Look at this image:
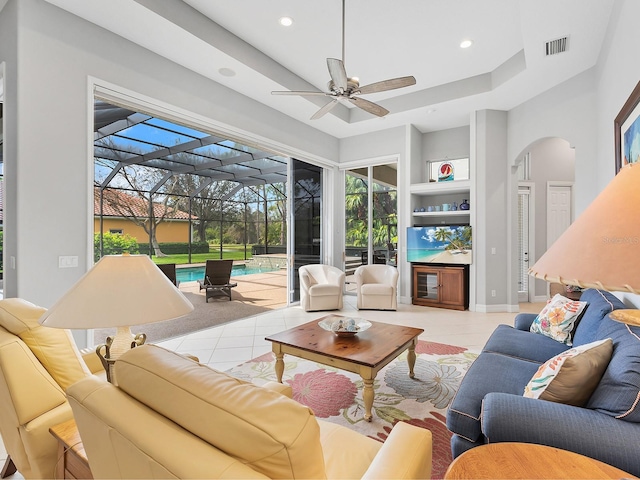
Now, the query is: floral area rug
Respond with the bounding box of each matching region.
[226,341,478,479]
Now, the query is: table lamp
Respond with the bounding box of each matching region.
[529,163,640,293]
[39,253,194,382]
[529,163,640,324]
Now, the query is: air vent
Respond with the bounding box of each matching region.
[545,36,569,56]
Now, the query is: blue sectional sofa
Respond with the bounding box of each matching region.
[446,289,640,476]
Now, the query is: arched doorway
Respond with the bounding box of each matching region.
[514,137,575,302]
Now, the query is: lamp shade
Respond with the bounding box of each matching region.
[39,254,194,329]
[529,164,640,294]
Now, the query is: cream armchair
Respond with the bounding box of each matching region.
[355,264,399,310]
[68,344,432,479]
[299,264,345,312]
[0,298,103,479]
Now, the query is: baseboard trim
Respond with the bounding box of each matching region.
[475,303,520,313]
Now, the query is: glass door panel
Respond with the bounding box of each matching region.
[372,164,397,266]
[343,163,397,294]
[344,169,368,293]
[290,159,322,303]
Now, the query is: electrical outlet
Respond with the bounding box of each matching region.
[59,256,79,268]
[491,290,496,297]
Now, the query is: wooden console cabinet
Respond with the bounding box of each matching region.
[412,264,468,310]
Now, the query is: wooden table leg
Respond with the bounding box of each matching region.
[1,457,17,479]
[407,339,418,379]
[362,378,374,422]
[360,366,375,422]
[273,345,285,383]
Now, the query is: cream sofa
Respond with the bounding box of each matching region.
[68,344,433,479]
[0,298,103,479]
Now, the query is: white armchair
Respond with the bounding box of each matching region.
[299,264,345,312]
[355,264,399,310]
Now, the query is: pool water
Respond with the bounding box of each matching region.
[176,265,279,283]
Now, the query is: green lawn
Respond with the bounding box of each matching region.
[152,245,252,265]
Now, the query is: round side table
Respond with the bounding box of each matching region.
[444,443,635,479]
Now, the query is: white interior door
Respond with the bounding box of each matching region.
[547,183,573,248]
[546,182,573,297]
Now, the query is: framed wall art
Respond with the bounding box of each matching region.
[614,80,640,173]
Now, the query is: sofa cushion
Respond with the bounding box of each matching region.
[523,338,613,406]
[0,298,90,390]
[446,352,540,442]
[572,289,626,346]
[115,345,326,479]
[482,324,569,363]
[530,294,587,346]
[586,316,640,422]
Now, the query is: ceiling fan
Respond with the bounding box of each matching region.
[271,0,416,120]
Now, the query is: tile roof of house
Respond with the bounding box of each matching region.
[94,187,195,220]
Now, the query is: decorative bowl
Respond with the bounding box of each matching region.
[318,317,372,337]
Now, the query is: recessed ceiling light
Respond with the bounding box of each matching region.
[460,40,473,49]
[279,16,293,27]
[218,67,236,77]
[426,108,437,114]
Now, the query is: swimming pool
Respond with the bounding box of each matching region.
[176,264,279,283]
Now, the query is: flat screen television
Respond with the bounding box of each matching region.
[407,225,472,264]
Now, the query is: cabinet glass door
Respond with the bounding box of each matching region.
[416,270,439,300]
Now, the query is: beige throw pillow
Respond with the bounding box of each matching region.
[524,338,613,406]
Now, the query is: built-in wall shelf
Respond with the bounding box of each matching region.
[410,180,471,196]
[413,210,470,217]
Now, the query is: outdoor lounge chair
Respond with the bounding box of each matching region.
[158,263,180,287]
[198,259,238,302]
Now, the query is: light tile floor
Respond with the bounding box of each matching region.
[0,297,544,478]
[156,295,543,371]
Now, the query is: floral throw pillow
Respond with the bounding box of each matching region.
[529,294,588,345]
[524,338,613,406]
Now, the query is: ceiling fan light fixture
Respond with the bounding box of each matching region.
[271,0,416,120]
[460,39,473,49]
[279,16,293,27]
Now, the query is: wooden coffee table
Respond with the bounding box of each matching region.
[444,443,635,479]
[265,315,424,422]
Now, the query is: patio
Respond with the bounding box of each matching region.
[94,269,288,344]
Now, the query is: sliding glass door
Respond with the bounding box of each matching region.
[289,159,322,302]
[343,163,397,293]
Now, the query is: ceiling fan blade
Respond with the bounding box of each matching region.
[271,90,329,97]
[310,99,340,120]
[348,97,389,117]
[327,58,348,91]
[357,76,417,95]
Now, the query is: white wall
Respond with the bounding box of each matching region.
[0,1,17,299]
[420,126,470,182]
[594,0,640,306]
[474,110,511,311]
[507,70,597,215]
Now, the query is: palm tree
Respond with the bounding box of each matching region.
[433,226,472,252]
